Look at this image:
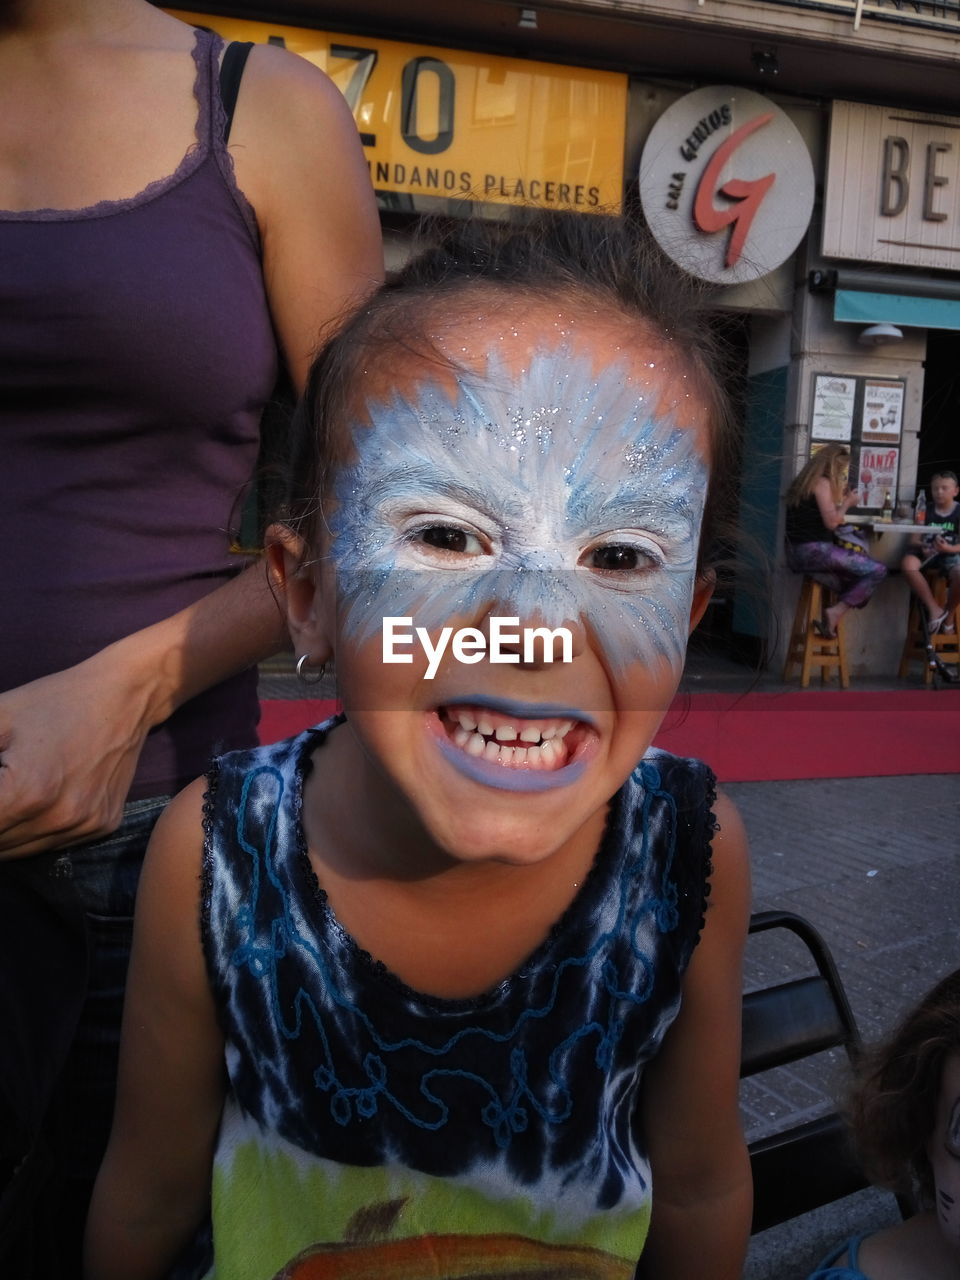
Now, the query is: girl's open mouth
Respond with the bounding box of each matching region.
[430,700,596,792]
[439,704,582,770]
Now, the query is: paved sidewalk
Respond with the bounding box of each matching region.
[730,772,960,1278]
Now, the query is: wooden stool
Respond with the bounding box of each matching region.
[783,577,850,688]
[898,573,959,684]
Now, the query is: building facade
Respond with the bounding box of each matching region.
[173,0,960,674]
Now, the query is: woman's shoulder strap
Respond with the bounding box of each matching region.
[219,42,255,145]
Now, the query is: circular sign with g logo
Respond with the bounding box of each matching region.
[639,85,815,284]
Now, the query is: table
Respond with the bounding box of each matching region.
[841,516,930,567]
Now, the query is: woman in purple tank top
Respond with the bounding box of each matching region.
[0,1,382,1272]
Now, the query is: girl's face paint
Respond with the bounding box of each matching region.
[329,347,708,684]
[930,1050,960,1252]
[312,306,713,868]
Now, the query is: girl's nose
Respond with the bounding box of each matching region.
[477,606,587,669]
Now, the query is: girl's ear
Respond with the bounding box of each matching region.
[264,523,333,663]
[688,570,715,635]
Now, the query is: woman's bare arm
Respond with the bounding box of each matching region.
[228,42,385,388]
[84,780,225,1280]
[813,475,857,531]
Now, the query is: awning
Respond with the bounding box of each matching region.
[834,289,960,331]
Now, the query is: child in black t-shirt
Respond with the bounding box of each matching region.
[902,470,960,634]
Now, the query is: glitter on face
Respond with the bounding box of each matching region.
[328,346,709,676]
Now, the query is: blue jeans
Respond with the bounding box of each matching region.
[0,796,168,1278]
[54,794,170,1181]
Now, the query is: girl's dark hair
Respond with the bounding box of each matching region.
[785,443,851,508]
[280,210,741,572]
[848,967,960,1204]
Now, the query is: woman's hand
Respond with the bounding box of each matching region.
[0,649,157,860]
[0,563,288,860]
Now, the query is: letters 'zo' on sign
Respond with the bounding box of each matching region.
[171,10,627,211]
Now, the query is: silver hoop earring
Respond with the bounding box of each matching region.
[296,654,326,685]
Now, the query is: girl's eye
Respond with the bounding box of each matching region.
[416,525,485,555]
[584,544,657,573]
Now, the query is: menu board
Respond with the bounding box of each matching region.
[810,373,907,509]
[860,380,904,445]
[811,375,856,441]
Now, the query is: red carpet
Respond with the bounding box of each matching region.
[653,690,959,781]
[259,696,957,783]
[259,691,959,783]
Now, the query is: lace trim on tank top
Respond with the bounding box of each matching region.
[292,717,624,1016]
[204,717,715,1019]
[0,26,255,240]
[693,769,717,949]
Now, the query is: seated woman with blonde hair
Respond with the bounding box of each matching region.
[785,444,887,638]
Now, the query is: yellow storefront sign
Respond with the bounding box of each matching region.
[171,11,626,211]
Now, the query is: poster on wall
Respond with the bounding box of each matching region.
[857,445,900,509]
[811,374,856,441]
[860,380,904,444]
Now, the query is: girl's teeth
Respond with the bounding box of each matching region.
[446,708,577,768]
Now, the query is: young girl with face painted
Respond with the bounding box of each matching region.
[808,968,960,1280]
[86,215,753,1280]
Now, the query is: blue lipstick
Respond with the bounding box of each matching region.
[433,732,587,792]
[443,692,596,728]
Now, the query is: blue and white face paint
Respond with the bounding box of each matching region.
[328,346,708,680]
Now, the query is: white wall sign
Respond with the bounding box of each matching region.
[860,380,904,444]
[823,101,960,271]
[638,85,815,285]
[811,374,856,441]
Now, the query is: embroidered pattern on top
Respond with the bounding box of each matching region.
[224,748,683,1149]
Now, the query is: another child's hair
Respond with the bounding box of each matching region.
[785,443,850,508]
[847,967,960,1204]
[931,470,958,485]
[280,211,741,575]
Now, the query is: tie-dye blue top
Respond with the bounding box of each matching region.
[199,718,716,1280]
